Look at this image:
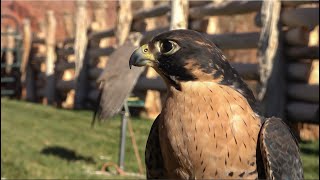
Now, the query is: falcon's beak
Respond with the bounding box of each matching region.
[129,44,156,69]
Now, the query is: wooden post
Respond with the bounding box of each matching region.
[44,10,57,105]
[91,1,108,31]
[74,0,89,109]
[206,25,223,75]
[21,19,32,81]
[37,20,46,39]
[1,25,6,50]
[74,1,88,77]
[5,26,15,74]
[257,0,286,118]
[170,0,189,30]
[308,26,319,85]
[20,19,32,83]
[115,0,132,46]
[91,1,112,69]
[205,0,222,38]
[63,12,75,38]
[86,1,113,108]
[190,19,209,32]
[143,0,156,30]
[21,19,32,100]
[36,20,47,58]
[61,12,76,108]
[34,20,47,102]
[25,57,36,101]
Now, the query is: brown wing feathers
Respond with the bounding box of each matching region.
[259,117,304,180]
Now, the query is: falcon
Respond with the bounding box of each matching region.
[129,30,303,180]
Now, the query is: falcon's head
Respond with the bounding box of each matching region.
[129,30,239,88]
[129,30,246,91]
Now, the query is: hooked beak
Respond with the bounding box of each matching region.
[129,44,156,69]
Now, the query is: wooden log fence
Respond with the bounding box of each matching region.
[24,0,319,130]
[44,10,57,105]
[287,102,319,124]
[31,38,45,44]
[74,0,89,109]
[287,63,312,82]
[286,46,319,60]
[87,47,115,60]
[189,1,262,19]
[21,19,32,85]
[281,7,319,31]
[109,29,314,50]
[287,84,319,103]
[255,6,319,29]
[281,3,319,126]
[133,4,170,21]
[25,18,47,102]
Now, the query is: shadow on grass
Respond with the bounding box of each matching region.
[300,147,319,156]
[40,146,95,164]
[300,140,319,156]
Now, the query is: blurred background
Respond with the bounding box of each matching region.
[1,0,319,179]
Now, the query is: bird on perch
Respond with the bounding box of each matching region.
[129,30,303,180]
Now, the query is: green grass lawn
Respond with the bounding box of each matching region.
[1,98,153,179]
[1,98,319,179]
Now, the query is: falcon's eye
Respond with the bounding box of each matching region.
[159,40,180,55]
[160,40,173,53]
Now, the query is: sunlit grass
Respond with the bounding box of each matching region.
[1,98,319,179]
[1,98,152,179]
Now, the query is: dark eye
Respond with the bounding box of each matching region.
[158,40,180,55]
[160,40,173,54]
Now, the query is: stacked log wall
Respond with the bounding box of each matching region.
[23,0,319,140]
